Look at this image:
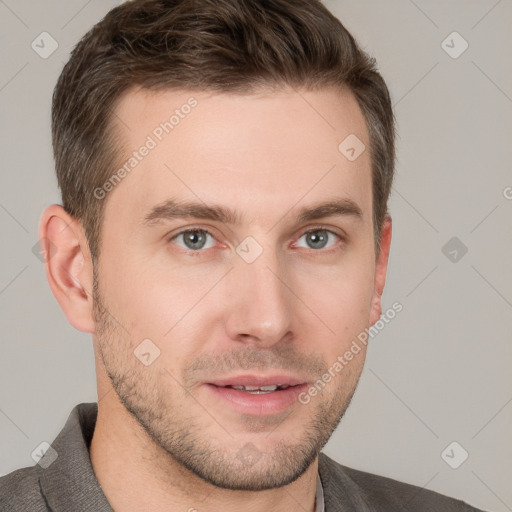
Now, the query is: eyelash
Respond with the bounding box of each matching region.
[167,225,345,254]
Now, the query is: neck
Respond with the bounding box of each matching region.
[90,384,319,512]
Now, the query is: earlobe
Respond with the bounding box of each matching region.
[369,215,392,326]
[38,204,96,333]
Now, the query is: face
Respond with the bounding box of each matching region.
[92,86,387,491]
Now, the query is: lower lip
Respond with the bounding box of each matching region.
[205,384,308,416]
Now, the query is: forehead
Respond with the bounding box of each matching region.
[105,86,372,230]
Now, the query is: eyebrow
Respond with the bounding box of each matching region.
[141,197,363,227]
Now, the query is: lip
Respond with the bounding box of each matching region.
[208,374,307,387]
[204,374,309,416]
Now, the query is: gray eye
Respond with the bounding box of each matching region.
[173,230,215,251]
[296,229,338,250]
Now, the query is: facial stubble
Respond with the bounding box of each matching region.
[92,268,364,491]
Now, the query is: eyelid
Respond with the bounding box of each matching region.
[295,224,345,239]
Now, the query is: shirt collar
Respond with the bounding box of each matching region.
[316,471,326,512]
[38,403,327,512]
[36,403,114,511]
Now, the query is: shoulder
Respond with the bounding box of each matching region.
[318,452,486,512]
[0,467,48,512]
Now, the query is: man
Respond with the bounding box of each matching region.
[0,0,487,510]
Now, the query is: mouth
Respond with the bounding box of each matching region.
[204,374,309,416]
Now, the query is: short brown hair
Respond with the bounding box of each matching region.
[52,0,395,262]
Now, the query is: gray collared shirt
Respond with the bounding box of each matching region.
[0,402,487,512]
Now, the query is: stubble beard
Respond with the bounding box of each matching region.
[92,271,362,491]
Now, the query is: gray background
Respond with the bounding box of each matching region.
[1,1,510,510]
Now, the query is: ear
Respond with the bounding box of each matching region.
[38,204,96,333]
[369,215,392,326]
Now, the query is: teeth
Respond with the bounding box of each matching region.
[230,384,289,393]
[259,385,278,391]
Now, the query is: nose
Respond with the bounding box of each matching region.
[224,248,294,348]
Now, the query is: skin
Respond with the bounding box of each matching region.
[40,86,392,512]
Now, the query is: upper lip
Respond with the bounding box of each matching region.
[207,374,307,387]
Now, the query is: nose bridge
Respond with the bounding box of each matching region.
[225,242,293,346]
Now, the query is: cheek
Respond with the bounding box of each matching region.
[298,255,375,324]
[95,250,168,345]
[308,285,372,348]
[98,252,223,363]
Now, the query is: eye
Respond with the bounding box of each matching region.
[294,228,341,250]
[171,229,216,251]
